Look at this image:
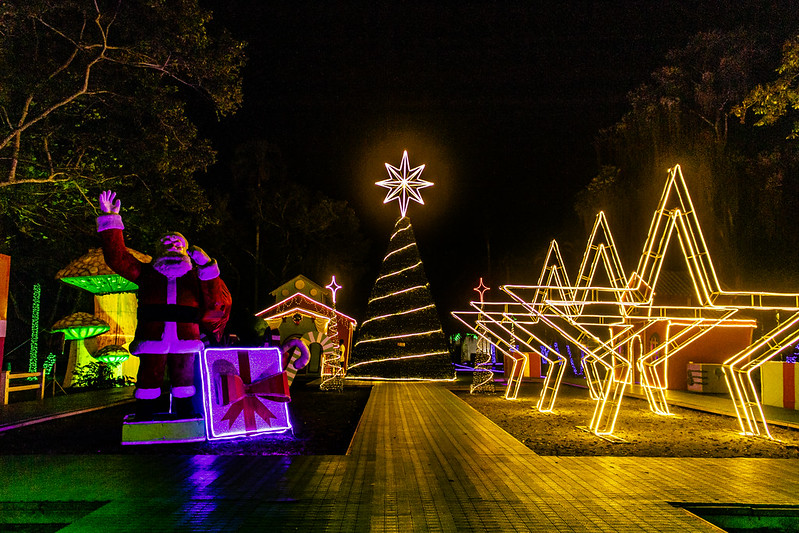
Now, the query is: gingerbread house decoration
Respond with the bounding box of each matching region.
[255,275,357,376]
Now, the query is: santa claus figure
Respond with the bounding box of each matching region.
[96,190,231,420]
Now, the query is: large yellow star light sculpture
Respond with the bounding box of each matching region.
[505,165,799,441]
[627,165,799,439]
[376,150,433,217]
[505,208,744,438]
[503,212,640,437]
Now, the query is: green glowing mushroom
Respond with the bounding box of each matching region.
[52,313,111,387]
[51,312,110,340]
[93,344,130,365]
[55,248,150,295]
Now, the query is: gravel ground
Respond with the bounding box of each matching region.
[454,381,799,458]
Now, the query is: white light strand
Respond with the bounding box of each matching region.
[384,242,417,262]
[348,350,451,369]
[360,304,436,326]
[368,284,427,304]
[353,328,444,347]
[390,222,412,241]
[376,261,423,283]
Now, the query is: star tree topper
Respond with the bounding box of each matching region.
[376,150,433,217]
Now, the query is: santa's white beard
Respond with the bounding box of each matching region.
[153,254,192,279]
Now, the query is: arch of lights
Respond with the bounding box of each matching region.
[458,165,799,440]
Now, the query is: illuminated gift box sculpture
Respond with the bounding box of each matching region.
[201,347,292,440]
[761,361,799,410]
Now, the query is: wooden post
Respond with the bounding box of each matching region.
[1,370,45,405]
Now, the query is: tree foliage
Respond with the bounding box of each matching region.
[0,0,245,252]
[577,29,799,287]
[735,34,799,138]
[207,140,370,323]
[0,0,245,362]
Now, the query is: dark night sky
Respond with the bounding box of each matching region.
[201,1,793,330]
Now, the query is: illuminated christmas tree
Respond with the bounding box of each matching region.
[348,151,453,380]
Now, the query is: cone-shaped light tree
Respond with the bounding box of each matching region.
[347,151,453,380]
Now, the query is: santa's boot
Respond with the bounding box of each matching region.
[171,397,199,419]
[133,387,162,421]
[171,386,198,419]
[134,399,160,421]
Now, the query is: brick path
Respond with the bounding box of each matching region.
[2,382,799,531]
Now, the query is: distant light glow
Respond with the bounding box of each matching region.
[376,150,433,217]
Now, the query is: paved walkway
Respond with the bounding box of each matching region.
[2,382,799,530]
[0,385,134,432]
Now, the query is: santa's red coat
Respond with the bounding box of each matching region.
[98,215,231,354]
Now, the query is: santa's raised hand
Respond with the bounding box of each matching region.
[99,190,121,214]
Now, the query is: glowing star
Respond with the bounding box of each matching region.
[326,276,342,305]
[474,278,489,304]
[376,150,433,217]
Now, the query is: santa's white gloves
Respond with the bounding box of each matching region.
[99,190,121,214]
[97,190,124,232]
[190,246,220,280]
[189,246,211,266]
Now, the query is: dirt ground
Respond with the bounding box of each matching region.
[454,380,799,458]
[0,377,371,456]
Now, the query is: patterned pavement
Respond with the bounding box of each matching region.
[1,382,799,531]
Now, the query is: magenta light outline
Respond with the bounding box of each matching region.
[120,414,207,445]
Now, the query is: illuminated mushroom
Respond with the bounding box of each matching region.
[56,247,150,383]
[52,312,110,387]
[55,247,150,295]
[93,344,130,365]
[51,312,110,340]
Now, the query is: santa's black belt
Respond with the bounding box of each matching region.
[137,304,201,323]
